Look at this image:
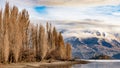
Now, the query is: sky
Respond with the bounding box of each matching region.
[0,0,120,34]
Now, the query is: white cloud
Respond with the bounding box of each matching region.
[33,6,120,26]
[112,12,120,16]
[3,0,120,7]
[0,0,120,34]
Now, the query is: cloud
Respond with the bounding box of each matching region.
[33,5,120,25]
[0,0,120,34]
[3,0,120,7]
[36,0,120,7]
[112,12,120,16]
[5,0,36,7]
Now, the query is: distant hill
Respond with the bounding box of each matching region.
[113,53,120,59]
[64,30,120,59]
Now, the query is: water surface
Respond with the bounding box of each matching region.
[73,62,120,68]
[38,60,120,68]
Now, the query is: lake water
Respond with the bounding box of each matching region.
[72,60,120,68]
[73,62,120,68]
[39,60,120,68]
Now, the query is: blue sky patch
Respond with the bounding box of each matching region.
[91,5,120,16]
[34,6,48,14]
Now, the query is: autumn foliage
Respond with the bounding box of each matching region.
[0,3,72,63]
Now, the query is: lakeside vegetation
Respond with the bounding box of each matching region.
[0,3,72,63]
[91,55,112,59]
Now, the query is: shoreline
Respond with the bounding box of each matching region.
[79,59,120,62]
[0,60,89,68]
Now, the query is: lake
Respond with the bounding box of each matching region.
[39,60,120,68]
[73,62,120,68]
[72,60,120,68]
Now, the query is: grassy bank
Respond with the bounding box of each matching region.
[0,60,89,68]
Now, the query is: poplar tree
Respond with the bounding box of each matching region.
[31,25,38,61]
[3,3,10,63]
[10,6,20,62]
[66,43,72,60]
[39,25,47,60]
[58,33,66,60]
[0,9,3,63]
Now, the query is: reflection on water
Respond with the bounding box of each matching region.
[38,62,120,68]
[73,62,120,68]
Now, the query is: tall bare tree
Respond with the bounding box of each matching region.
[31,25,38,61]
[66,43,72,60]
[38,25,47,60]
[3,3,10,63]
[58,33,66,60]
[0,9,3,63]
[9,6,20,62]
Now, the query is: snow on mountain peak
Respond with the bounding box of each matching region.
[64,30,120,59]
[62,30,119,41]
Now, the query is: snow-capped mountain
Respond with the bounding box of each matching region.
[63,30,120,59]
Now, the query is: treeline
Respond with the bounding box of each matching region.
[0,3,72,63]
[91,55,111,59]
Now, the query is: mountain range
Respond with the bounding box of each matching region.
[63,30,120,59]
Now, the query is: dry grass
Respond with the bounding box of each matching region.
[0,60,89,68]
